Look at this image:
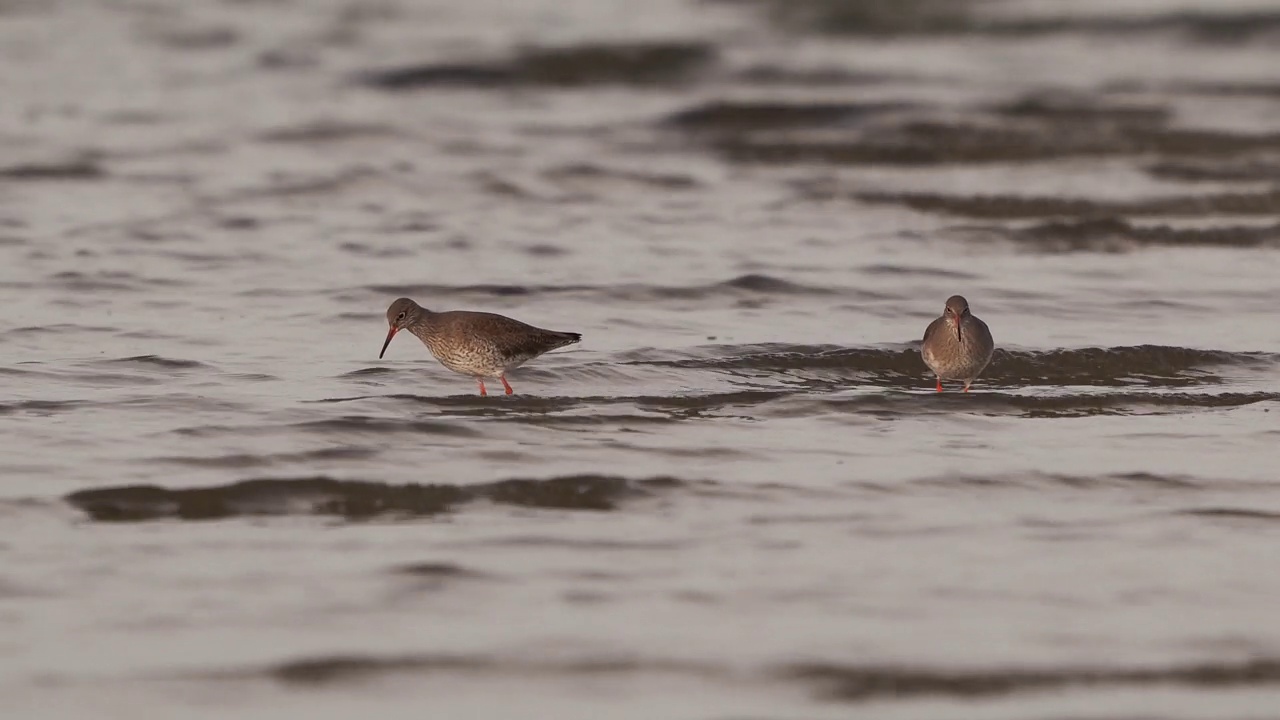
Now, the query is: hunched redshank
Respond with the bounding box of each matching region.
[379,297,581,396]
[921,295,994,393]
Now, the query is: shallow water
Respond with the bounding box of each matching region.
[4,0,1280,717]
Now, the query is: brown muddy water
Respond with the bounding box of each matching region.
[3,0,1280,717]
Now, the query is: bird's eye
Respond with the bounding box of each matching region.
[396,312,406,321]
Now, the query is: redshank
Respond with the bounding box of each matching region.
[921,295,994,392]
[378,297,581,396]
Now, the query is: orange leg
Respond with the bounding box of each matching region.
[477,379,487,396]
[935,378,943,392]
[963,382,972,393]
[500,376,513,395]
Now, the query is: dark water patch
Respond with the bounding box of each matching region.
[378,394,588,414]
[809,390,1280,420]
[258,121,397,144]
[715,122,1280,167]
[65,474,682,522]
[253,653,720,686]
[0,365,163,387]
[393,562,493,580]
[45,271,138,292]
[987,346,1269,388]
[155,447,377,469]
[1164,80,1280,99]
[860,263,977,279]
[978,218,1280,252]
[917,472,1204,492]
[668,91,1271,169]
[360,41,715,90]
[719,273,830,295]
[6,323,118,335]
[1147,158,1280,183]
[542,163,699,190]
[0,399,89,415]
[230,373,279,382]
[365,282,584,298]
[47,270,186,292]
[150,26,239,50]
[995,96,1169,125]
[634,389,789,415]
[854,188,1280,219]
[707,0,977,36]
[734,65,895,86]
[339,392,774,425]
[1178,508,1280,522]
[269,654,486,685]
[168,416,480,439]
[66,478,471,522]
[716,0,1280,42]
[340,241,414,258]
[482,475,679,511]
[522,243,569,257]
[629,344,1267,388]
[363,273,842,302]
[471,536,690,552]
[340,367,396,378]
[662,100,913,133]
[0,158,104,180]
[102,355,211,371]
[288,416,481,438]
[783,657,1280,702]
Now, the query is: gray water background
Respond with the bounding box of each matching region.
[3,0,1280,717]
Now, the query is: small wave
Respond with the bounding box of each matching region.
[5,323,118,335]
[718,0,1280,43]
[626,344,1273,387]
[915,472,1205,492]
[339,367,397,378]
[966,218,1280,252]
[243,652,720,686]
[40,270,186,293]
[154,447,377,469]
[1178,508,1280,522]
[1147,158,1280,183]
[0,399,89,415]
[724,123,1280,166]
[808,390,1279,419]
[257,121,399,144]
[542,163,698,191]
[362,274,842,302]
[102,355,211,370]
[359,41,715,90]
[64,474,685,522]
[392,562,495,580]
[281,416,481,437]
[0,158,104,180]
[662,100,914,133]
[781,657,1280,702]
[855,188,1280,219]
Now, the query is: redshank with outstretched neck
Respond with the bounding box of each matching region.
[921,294,994,393]
[379,297,581,396]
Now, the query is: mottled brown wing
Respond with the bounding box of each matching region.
[453,311,579,360]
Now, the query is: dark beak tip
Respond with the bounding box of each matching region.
[379,327,397,360]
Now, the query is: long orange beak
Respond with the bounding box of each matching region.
[379,326,397,359]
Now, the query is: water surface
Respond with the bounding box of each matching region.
[3,0,1280,717]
